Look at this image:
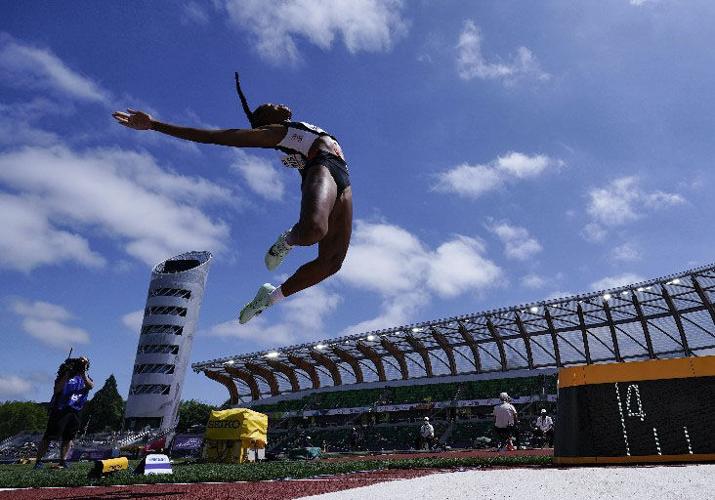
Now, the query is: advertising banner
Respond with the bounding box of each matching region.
[68,448,113,461]
[172,434,203,451]
[205,408,268,445]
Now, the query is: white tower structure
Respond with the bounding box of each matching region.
[124,251,212,431]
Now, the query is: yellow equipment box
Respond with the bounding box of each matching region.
[203,408,268,463]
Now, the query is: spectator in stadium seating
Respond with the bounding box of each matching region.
[493,392,517,452]
[34,357,94,469]
[533,409,554,448]
[419,417,435,450]
[349,427,360,451]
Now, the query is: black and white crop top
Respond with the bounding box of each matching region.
[275,121,338,169]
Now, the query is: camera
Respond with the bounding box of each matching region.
[60,357,90,376]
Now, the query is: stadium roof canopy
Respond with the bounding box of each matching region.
[193,264,715,403]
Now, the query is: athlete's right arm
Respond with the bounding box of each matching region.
[112,109,286,148]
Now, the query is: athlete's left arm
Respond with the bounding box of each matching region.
[112,109,286,148]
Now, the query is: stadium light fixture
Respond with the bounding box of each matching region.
[412,327,423,333]
[602,293,612,301]
[265,351,280,358]
[529,306,539,314]
[637,287,645,292]
[621,291,630,296]
[366,335,376,341]
[314,344,326,350]
[223,360,235,365]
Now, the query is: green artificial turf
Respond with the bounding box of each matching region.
[0,455,551,489]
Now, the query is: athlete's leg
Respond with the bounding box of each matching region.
[240,167,349,323]
[265,165,337,271]
[281,184,352,296]
[288,165,338,246]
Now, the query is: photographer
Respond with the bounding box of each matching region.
[34,357,93,469]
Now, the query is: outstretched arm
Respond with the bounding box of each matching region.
[112,109,286,148]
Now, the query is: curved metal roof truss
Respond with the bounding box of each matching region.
[194,264,715,401]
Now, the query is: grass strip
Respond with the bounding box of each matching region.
[0,455,550,489]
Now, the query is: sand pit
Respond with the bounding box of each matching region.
[299,464,715,500]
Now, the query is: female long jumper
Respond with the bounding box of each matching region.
[113,101,352,324]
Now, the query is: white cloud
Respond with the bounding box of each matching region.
[427,236,502,297]
[0,194,104,272]
[230,150,285,202]
[11,299,90,349]
[0,33,110,104]
[584,176,685,240]
[496,152,562,179]
[0,144,231,270]
[611,242,641,262]
[338,221,429,295]
[223,0,408,65]
[590,273,645,291]
[587,177,641,226]
[339,220,502,332]
[181,2,211,25]
[581,222,608,243]
[341,290,429,335]
[487,220,543,261]
[456,20,550,84]
[0,98,67,147]
[434,163,503,198]
[281,285,342,331]
[207,283,341,348]
[643,190,686,208]
[0,375,34,398]
[522,273,546,289]
[121,310,144,334]
[209,317,295,346]
[435,152,562,199]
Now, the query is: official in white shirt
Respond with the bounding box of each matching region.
[493,392,518,451]
[534,409,555,448]
[419,417,435,450]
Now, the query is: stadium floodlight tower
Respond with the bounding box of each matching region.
[124,251,212,431]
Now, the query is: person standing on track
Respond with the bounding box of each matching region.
[534,408,554,448]
[113,90,352,324]
[493,392,518,452]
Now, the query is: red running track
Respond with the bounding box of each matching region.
[0,468,440,500]
[323,447,552,462]
[0,449,552,500]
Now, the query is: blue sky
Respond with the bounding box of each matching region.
[2,0,714,405]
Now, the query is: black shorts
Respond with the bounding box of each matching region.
[43,407,81,441]
[494,425,514,441]
[301,152,351,195]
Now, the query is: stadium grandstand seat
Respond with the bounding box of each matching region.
[255,374,557,453]
[389,383,459,404]
[313,388,385,409]
[460,375,554,400]
[251,398,310,414]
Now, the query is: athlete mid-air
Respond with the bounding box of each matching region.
[112,74,352,324]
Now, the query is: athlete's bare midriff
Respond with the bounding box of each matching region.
[307,135,345,162]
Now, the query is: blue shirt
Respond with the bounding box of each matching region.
[55,375,89,412]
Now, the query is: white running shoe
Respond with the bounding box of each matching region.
[265,230,293,271]
[239,283,276,324]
